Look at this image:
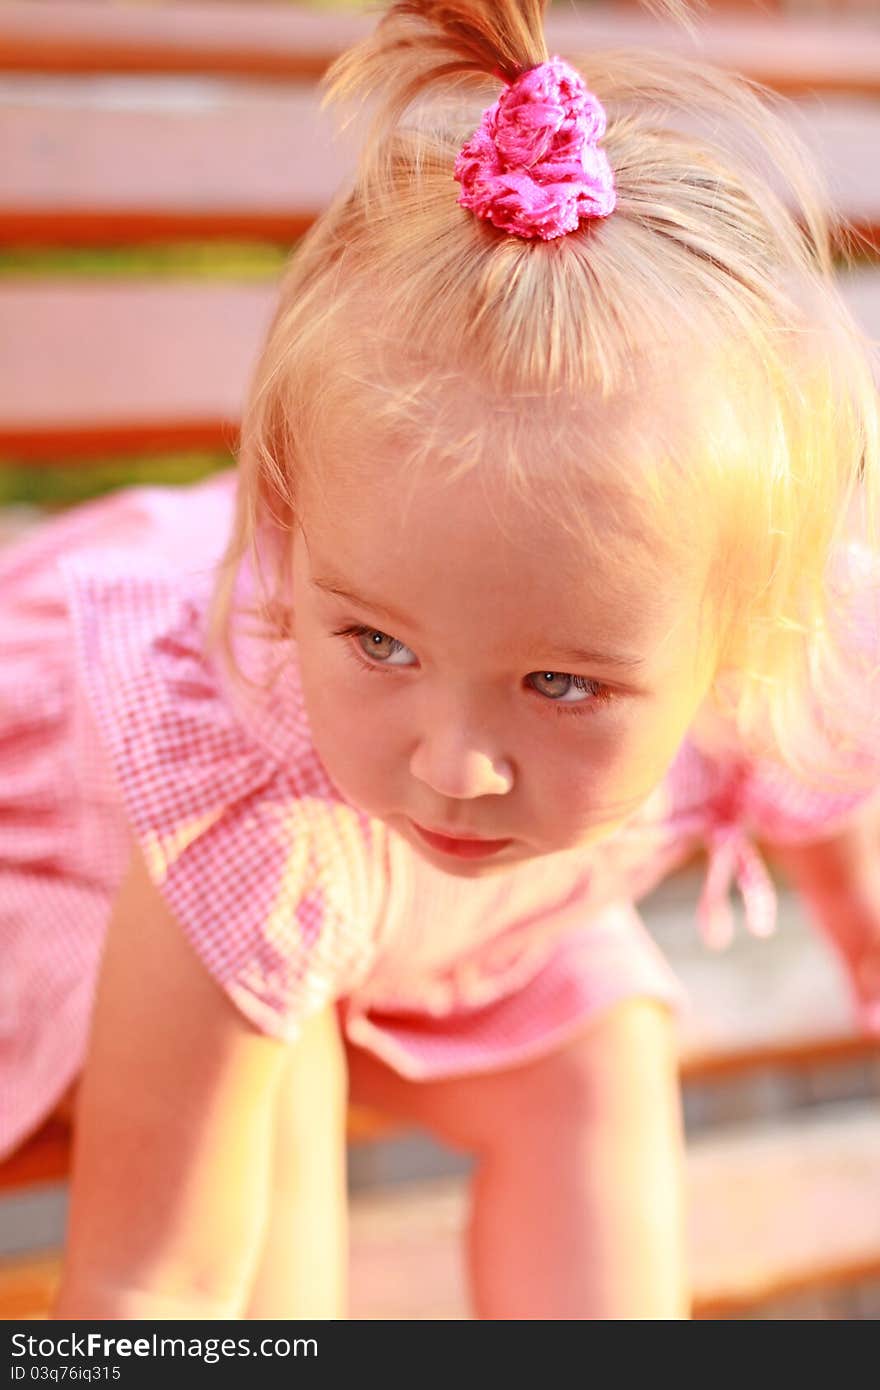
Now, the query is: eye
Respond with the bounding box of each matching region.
[332,628,614,717]
[525,672,614,717]
[336,625,419,667]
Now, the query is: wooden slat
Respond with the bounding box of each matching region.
[10,1104,875,1319]
[0,81,357,247]
[788,97,880,257]
[653,849,880,1082]
[0,1121,70,1195]
[688,1105,880,1317]
[1,266,876,462]
[675,923,880,1082]
[346,1104,880,1318]
[0,280,277,459]
[0,1,371,82]
[0,2,878,98]
[0,1250,59,1321]
[346,1104,400,1144]
[1,77,878,250]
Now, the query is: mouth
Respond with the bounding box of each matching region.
[409,819,513,860]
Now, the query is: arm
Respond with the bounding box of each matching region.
[51,843,291,1320]
[759,801,880,1033]
[759,801,880,905]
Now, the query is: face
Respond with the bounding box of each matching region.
[287,447,717,877]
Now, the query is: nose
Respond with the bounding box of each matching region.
[409,724,514,799]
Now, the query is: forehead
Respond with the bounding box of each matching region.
[299,444,711,663]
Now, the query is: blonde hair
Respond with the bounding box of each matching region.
[207,0,880,793]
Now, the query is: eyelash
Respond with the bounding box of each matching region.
[331,624,617,718]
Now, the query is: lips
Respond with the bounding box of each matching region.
[418,823,496,841]
[410,819,512,860]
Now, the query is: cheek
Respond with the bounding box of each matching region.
[300,686,384,808]
[546,714,674,818]
[519,724,620,827]
[297,645,402,779]
[590,699,695,803]
[301,670,362,753]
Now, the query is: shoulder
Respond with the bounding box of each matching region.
[61,550,379,1038]
[60,548,316,809]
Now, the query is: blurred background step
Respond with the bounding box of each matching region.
[651,857,879,1088]
[0,78,354,247]
[352,1099,880,1319]
[2,267,877,461]
[687,1101,880,1317]
[2,76,878,251]
[4,1099,878,1319]
[1,2,878,97]
[0,282,279,460]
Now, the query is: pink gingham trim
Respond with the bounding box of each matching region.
[58,554,377,1042]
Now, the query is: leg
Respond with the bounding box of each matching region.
[242,1001,349,1319]
[49,1012,349,1320]
[464,999,690,1319]
[346,997,690,1319]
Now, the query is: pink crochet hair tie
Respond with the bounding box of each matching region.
[454,56,616,242]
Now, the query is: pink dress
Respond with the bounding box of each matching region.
[2,470,880,1159]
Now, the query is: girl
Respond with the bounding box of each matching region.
[3,0,880,1321]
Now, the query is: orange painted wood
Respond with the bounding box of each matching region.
[345,1105,400,1143]
[0,1250,60,1321]
[0,280,277,460]
[1,79,877,250]
[790,97,880,257]
[345,1106,880,1318]
[1,267,876,463]
[7,1106,880,1319]
[0,2,878,98]
[0,1121,70,1195]
[0,1,369,82]
[0,84,357,248]
[655,842,880,1083]
[688,1105,880,1318]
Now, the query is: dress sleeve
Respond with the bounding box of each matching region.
[60,554,377,1043]
[737,535,880,847]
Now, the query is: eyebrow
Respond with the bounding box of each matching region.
[312,576,647,670]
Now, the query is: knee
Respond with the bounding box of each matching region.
[470,997,681,1155]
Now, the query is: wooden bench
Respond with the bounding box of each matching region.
[1,0,879,1320]
[7,1113,880,1320]
[2,2,879,461]
[2,2,879,96]
[3,865,880,1319]
[7,1102,880,1320]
